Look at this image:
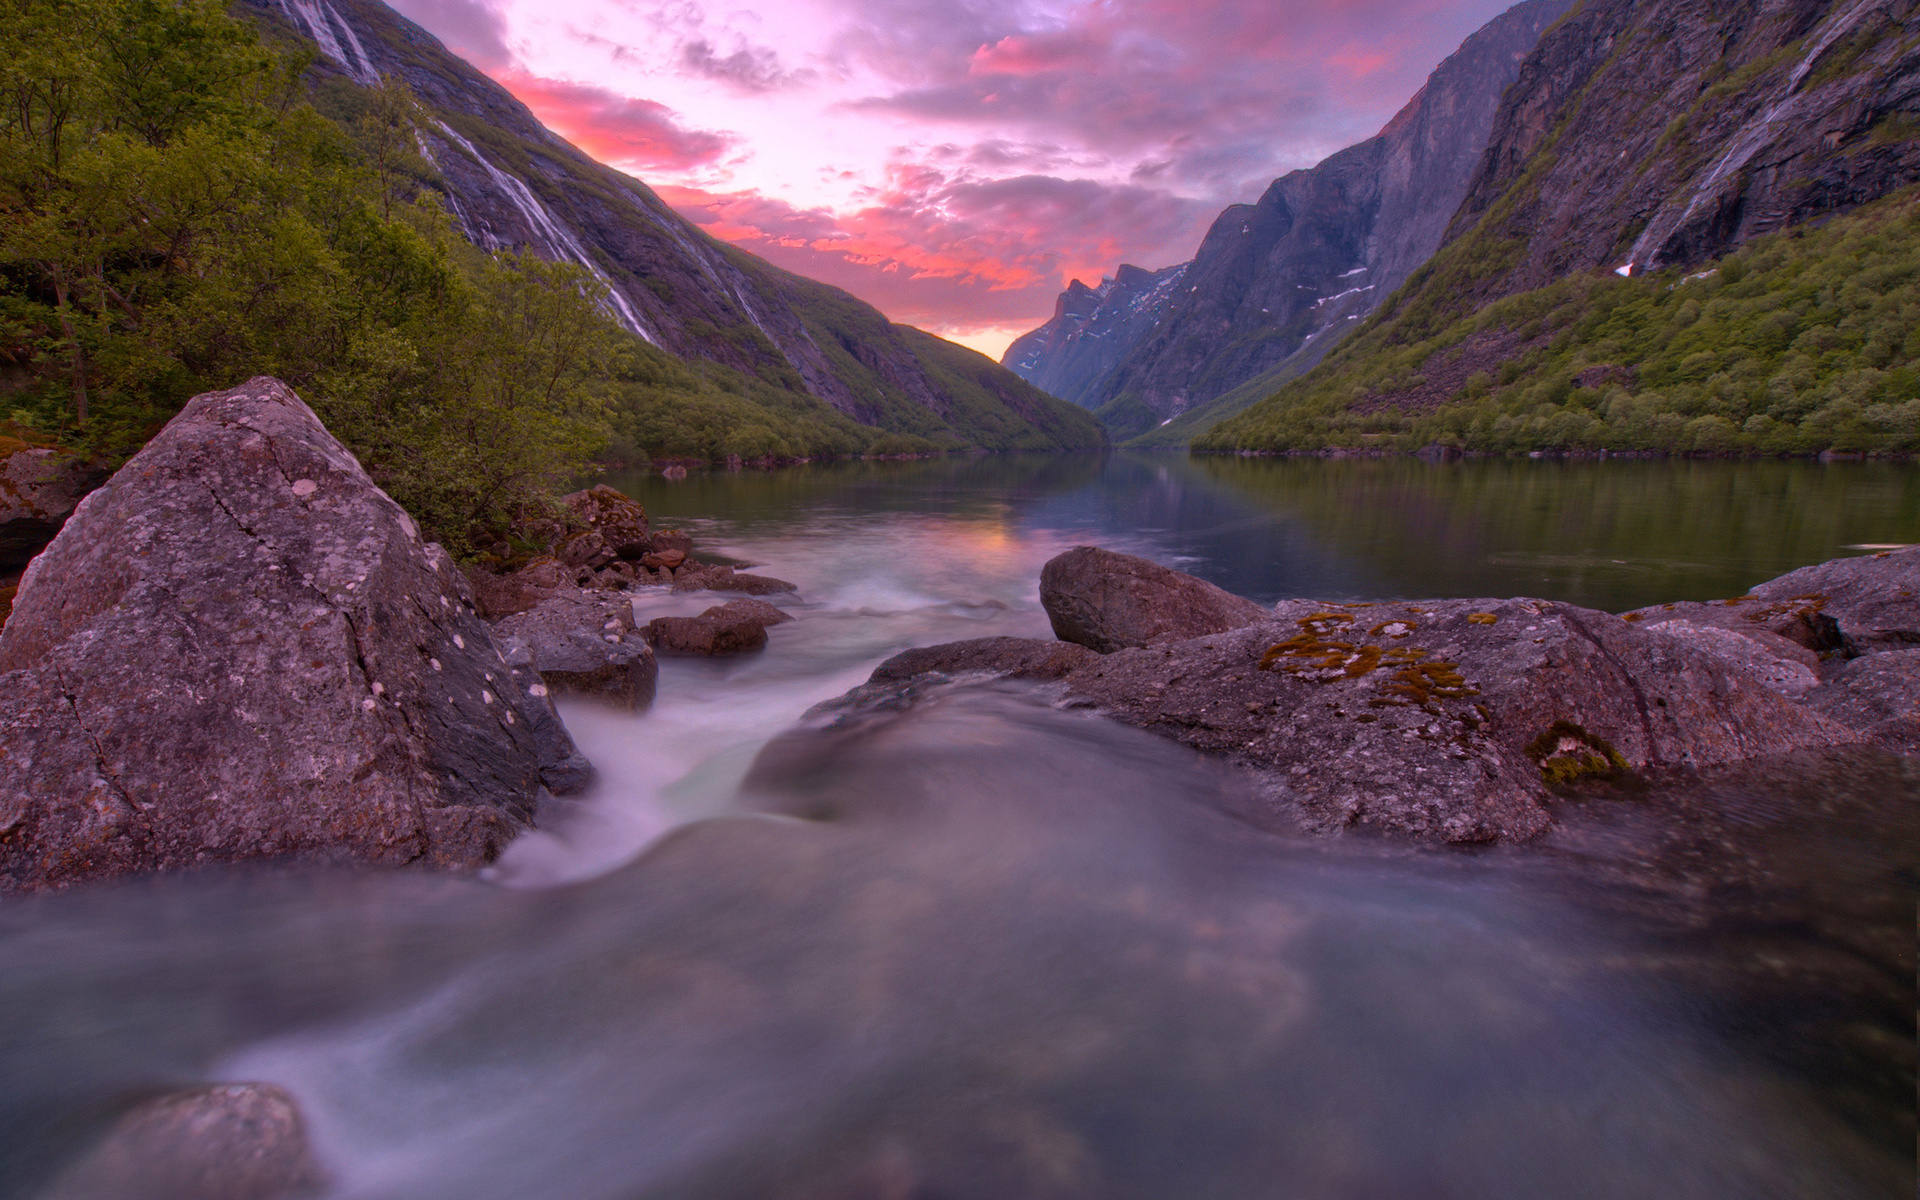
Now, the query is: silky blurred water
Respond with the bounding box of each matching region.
[0,452,1913,1200]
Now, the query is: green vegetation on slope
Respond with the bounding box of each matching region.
[1198,191,1920,456]
[0,0,1095,562]
[0,0,630,551]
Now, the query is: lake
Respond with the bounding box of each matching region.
[1,453,1912,1200]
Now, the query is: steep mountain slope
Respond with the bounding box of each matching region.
[240,0,1103,453]
[1002,264,1189,409]
[1200,0,1919,455]
[1003,0,1575,442]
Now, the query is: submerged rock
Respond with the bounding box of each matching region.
[1061,598,1863,842]
[1040,546,1267,652]
[871,636,1099,684]
[0,377,577,892]
[41,1083,323,1200]
[495,592,657,713]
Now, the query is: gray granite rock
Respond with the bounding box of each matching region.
[0,377,577,892]
[1802,648,1920,756]
[1749,546,1920,653]
[495,592,657,712]
[1059,597,1863,843]
[1040,546,1268,653]
[562,484,650,558]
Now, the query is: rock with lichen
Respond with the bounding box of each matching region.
[0,377,580,892]
[1058,596,1862,843]
[561,484,650,558]
[1748,545,1920,653]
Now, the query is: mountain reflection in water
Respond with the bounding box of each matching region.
[3,453,1915,1199]
[2,685,1911,1200]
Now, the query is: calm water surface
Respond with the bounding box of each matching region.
[1,453,1912,1200]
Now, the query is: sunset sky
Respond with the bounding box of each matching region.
[389,0,1523,357]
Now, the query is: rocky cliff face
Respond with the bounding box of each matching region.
[1002,264,1189,410]
[1420,0,1920,326]
[241,0,1101,451]
[1005,0,1574,440]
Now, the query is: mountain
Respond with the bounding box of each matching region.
[1002,0,1577,443]
[1198,0,1920,457]
[1002,263,1189,409]
[240,0,1104,455]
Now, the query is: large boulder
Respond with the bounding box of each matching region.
[562,484,649,558]
[1040,546,1268,653]
[495,592,658,712]
[0,377,582,892]
[1748,546,1920,652]
[1060,597,1863,843]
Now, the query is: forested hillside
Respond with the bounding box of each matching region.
[0,0,1099,556]
[1198,0,1919,456]
[1198,189,1920,454]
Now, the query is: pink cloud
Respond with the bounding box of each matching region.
[659,168,1216,338]
[495,73,735,170]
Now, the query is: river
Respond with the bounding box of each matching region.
[2,453,1914,1199]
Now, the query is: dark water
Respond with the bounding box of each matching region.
[607,452,1920,610]
[1,454,1914,1199]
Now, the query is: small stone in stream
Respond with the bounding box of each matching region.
[562,484,650,558]
[1040,545,1269,653]
[719,572,798,596]
[496,592,658,712]
[673,564,734,591]
[39,1083,323,1200]
[1747,545,1920,652]
[1802,648,1920,755]
[647,608,771,656]
[641,548,687,570]
[1058,597,1862,843]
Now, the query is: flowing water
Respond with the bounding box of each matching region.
[2,453,1915,1199]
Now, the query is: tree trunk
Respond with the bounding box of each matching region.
[49,267,89,425]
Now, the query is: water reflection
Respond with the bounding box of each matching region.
[605,453,1920,610]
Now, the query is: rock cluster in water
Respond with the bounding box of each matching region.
[0,379,810,892]
[829,545,1918,844]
